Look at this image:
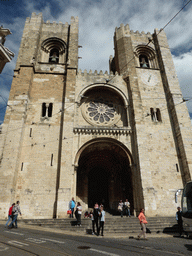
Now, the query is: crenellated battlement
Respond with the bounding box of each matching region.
[77,69,116,78]
[130,30,151,36]
[25,12,78,28]
[44,20,69,29]
[115,23,152,40]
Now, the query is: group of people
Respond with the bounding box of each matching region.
[5,201,22,229]
[69,198,82,226]
[90,203,105,236]
[118,199,131,217]
[5,197,180,239]
[69,198,105,236]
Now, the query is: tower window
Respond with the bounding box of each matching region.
[42,103,53,118]
[134,45,158,69]
[49,49,59,63]
[42,103,47,117]
[150,108,162,122]
[41,37,66,64]
[48,103,53,117]
[139,54,149,68]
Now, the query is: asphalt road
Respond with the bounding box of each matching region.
[0,224,192,256]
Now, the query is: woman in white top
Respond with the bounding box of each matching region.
[118,200,124,218]
[99,206,105,236]
[76,202,82,226]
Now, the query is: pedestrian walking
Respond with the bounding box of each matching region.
[69,197,76,218]
[137,208,148,240]
[76,202,82,226]
[124,199,131,217]
[99,206,105,236]
[176,206,183,237]
[5,203,15,227]
[8,201,22,229]
[118,200,124,217]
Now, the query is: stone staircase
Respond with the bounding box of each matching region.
[19,215,178,236]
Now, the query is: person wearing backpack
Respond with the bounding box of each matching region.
[5,203,15,227]
[8,201,22,229]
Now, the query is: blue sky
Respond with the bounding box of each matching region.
[1,0,192,123]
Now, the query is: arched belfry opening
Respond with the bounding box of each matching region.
[76,139,134,213]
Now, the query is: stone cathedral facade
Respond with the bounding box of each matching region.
[0,12,192,219]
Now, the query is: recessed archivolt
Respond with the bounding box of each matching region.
[134,45,158,69]
[74,138,133,167]
[134,45,155,59]
[41,37,66,54]
[76,83,129,106]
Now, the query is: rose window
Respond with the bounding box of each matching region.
[88,101,115,123]
[82,96,121,126]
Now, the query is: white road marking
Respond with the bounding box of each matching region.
[0,244,9,252]
[143,246,186,256]
[4,231,24,236]
[89,248,120,256]
[8,240,29,247]
[40,238,65,244]
[25,238,46,244]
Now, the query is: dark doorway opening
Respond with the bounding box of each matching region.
[88,166,109,208]
[76,141,135,213]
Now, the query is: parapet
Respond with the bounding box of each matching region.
[26,12,43,24]
[25,13,78,29]
[71,16,79,23]
[115,23,152,40]
[77,69,115,78]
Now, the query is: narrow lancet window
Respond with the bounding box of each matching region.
[150,108,162,122]
[42,103,46,117]
[41,103,53,119]
[48,103,53,117]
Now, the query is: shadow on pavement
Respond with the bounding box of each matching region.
[185,244,192,251]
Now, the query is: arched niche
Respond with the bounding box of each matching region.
[77,84,129,127]
[40,37,67,64]
[134,45,159,69]
[74,138,136,212]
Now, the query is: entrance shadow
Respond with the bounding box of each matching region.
[70,220,78,226]
[105,208,120,216]
[185,244,192,251]
[163,224,178,234]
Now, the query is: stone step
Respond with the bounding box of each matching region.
[20,216,176,223]
[18,217,178,235]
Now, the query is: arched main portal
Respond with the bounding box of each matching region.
[76,140,134,213]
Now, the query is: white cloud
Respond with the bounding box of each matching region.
[173,51,192,115]
[1,0,192,120]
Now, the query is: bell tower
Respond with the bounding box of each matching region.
[0,13,79,218]
[111,24,192,215]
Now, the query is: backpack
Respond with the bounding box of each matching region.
[93,208,100,218]
[12,206,16,215]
